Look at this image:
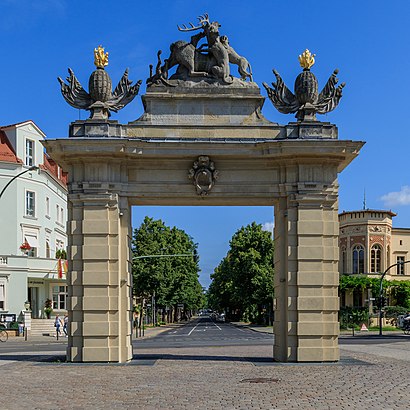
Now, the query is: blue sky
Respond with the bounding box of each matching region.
[1,0,409,287]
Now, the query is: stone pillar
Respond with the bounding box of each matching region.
[67,192,133,362]
[22,310,32,331]
[274,181,340,362]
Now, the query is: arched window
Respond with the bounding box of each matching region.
[371,244,382,273]
[341,246,347,274]
[352,245,364,274]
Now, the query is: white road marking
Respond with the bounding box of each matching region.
[211,321,222,331]
[188,323,199,336]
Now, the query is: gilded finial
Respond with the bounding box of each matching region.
[94,45,109,68]
[298,49,315,70]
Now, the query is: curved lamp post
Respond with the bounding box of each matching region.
[0,166,39,199]
[379,260,410,335]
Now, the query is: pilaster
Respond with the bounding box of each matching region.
[274,176,340,362]
[67,191,132,362]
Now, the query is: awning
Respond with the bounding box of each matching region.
[25,235,39,248]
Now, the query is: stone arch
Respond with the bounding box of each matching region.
[44,84,363,363]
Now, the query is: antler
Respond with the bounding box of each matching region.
[198,13,209,25]
[177,13,209,32]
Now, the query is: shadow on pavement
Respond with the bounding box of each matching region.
[0,354,66,362]
[339,334,409,344]
[133,353,274,363]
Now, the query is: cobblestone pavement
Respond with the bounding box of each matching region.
[0,328,409,409]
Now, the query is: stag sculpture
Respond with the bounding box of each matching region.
[147,13,252,86]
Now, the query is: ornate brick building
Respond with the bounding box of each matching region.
[339,209,410,307]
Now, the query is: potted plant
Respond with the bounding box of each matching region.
[55,249,67,259]
[44,298,53,319]
[20,241,31,255]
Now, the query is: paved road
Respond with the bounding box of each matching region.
[0,320,409,409]
[134,315,273,350]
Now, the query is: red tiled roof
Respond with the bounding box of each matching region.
[0,121,67,187]
[0,130,23,164]
[40,153,68,187]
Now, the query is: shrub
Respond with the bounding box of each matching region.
[339,306,369,329]
[10,321,19,330]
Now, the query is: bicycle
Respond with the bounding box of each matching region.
[0,327,8,342]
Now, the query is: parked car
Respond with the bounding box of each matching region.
[216,313,226,323]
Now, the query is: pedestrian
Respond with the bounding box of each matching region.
[63,313,68,337]
[54,314,62,336]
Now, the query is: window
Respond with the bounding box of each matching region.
[352,245,364,274]
[25,234,38,257]
[397,256,405,275]
[341,246,347,274]
[56,205,64,225]
[46,240,51,258]
[46,197,50,217]
[56,204,63,224]
[371,244,382,273]
[52,285,68,310]
[353,289,363,308]
[0,280,6,310]
[25,191,35,217]
[25,139,34,166]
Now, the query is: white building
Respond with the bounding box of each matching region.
[0,120,67,319]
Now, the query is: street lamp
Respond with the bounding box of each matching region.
[0,166,39,199]
[378,260,410,335]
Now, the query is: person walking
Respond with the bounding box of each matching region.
[63,314,68,337]
[54,314,62,336]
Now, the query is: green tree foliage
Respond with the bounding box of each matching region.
[339,275,383,296]
[389,280,410,309]
[340,275,410,309]
[208,222,274,324]
[132,217,204,312]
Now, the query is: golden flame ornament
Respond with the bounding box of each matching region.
[94,45,109,68]
[298,49,315,70]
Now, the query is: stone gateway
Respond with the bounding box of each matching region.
[45,17,364,363]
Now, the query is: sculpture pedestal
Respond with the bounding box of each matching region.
[135,80,271,127]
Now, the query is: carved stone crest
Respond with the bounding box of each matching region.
[188,156,218,196]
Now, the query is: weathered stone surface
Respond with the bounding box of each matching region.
[134,82,271,127]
